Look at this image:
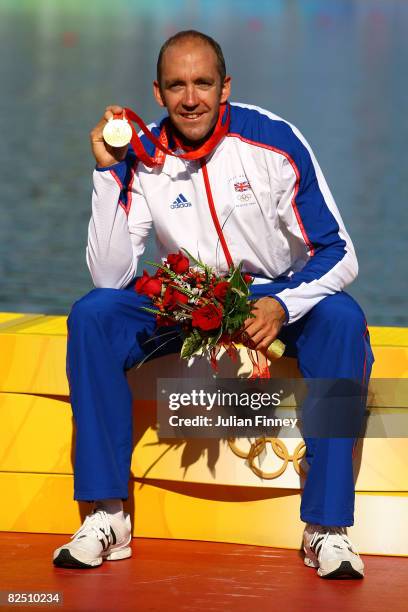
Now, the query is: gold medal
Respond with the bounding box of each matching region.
[102,118,132,148]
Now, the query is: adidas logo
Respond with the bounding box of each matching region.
[170,193,192,209]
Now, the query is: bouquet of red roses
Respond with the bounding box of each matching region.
[135,249,284,374]
[135,248,253,358]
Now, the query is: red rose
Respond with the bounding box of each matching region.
[163,285,189,311]
[213,281,230,303]
[153,268,167,281]
[166,251,189,274]
[243,274,253,285]
[135,270,163,297]
[192,303,223,331]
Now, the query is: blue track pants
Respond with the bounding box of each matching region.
[66,280,373,526]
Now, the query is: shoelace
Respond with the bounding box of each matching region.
[310,527,356,557]
[70,509,111,542]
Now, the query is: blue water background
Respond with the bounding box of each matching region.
[0,0,407,325]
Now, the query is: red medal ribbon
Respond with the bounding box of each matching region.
[120,102,230,167]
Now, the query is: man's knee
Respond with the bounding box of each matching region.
[309,292,367,335]
[68,288,123,328]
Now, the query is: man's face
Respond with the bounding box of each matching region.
[153,39,231,143]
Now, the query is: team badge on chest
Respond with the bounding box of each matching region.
[234,180,251,192]
[229,175,257,207]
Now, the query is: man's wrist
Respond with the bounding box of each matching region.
[266,295,289,325]
[95,160,127,172]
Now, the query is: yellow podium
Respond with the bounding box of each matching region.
[0,311,407,556]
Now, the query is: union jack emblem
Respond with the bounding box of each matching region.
[234,181,251,192]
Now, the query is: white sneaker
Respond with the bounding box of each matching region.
[53,509,132,569]
[303,523,364,578]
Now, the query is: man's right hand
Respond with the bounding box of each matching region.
[90,105,129,168]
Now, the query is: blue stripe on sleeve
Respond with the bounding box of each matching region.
[96,147,138,207]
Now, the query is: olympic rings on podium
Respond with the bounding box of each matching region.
[228,437,306,479]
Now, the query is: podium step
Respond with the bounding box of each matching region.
[1,312,407,556]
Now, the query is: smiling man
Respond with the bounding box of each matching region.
[53,30,373,579]
[154,35,229,143]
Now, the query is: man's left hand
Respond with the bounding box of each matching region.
[243,297,286,352]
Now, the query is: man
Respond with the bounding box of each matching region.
[53,30,373,578]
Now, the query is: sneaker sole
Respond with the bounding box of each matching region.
[318,560,364,579]
[53,545,132,569]
[103,546,132,561]
[53,549,102,569]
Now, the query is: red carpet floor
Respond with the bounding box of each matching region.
[0,533,407,611]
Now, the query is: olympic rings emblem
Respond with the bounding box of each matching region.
[228,437,306,479]
[237,192,253,203]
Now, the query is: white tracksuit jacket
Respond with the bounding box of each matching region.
[87,102,358,324]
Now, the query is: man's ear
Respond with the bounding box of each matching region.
[153,80,166,107]
[220,76,231,104]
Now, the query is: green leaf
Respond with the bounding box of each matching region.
[231,287,246,298]
[227,263,249,296]
[144,261,178,280]
[168,283,195,298]
[139,306,166,316]
[180,248,207,271]
[181,330,204,359]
